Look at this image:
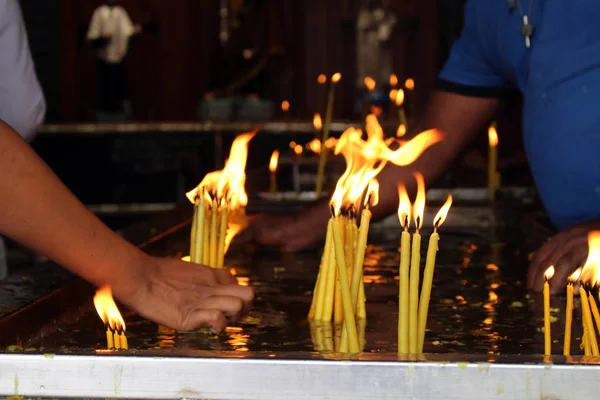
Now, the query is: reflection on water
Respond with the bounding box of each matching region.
[29,224,571,355]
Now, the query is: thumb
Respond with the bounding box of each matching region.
[182,309,228,333]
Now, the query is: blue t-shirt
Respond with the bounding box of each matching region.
[439,0,600,231]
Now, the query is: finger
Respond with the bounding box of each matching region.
[211,284,255,312]
[182,309,228,333]
[201,295,245,317]
[214,268,237,285]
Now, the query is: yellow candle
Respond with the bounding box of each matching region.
[331,216,360,352]
[190,201,197,261]
[543,277,551,355]
[119,332,128,350]
[202,207,211,265]
[409,231,421,354]
[113,331,121,350]
[315,73,341,197]
[357,281,366,319]
[488,125,499,201]
[308,269,322,320]
[399,228,411,354]
[209,199,219,267]
[313,219,334,320]
[322,232,337,321]
[194,195,206,263]
[216,205,230,268]
[345,218,355,284]
[588,293,600,355]
[418,232,438,353]
[563,282,574,355]
[579,286,598,355]
[105,328,114,349]
[269,150,279,193]
[351,208,371,313]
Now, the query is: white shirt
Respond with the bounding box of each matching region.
[87,5,135,64]
[0,0,46,142]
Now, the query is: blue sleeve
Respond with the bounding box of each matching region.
[438,0,513,97]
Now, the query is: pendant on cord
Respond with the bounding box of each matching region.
[520,15,534,48]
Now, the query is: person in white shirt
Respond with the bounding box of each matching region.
[0,0,46,142]
[87,0,140,118]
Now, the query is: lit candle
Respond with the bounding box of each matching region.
[317,74,327,115]
[364,76,376,92]
[488,124,499,201]
[397,184,412,354]
[209,197,219,267]
[293,144,303,194]
[281,100,290,119]
[269,150,279,193]
[563,269,580,355]
[193,191,206,263]
[543,266,554,355]
[390,74,398,87]
[315,73,341,197]
[404,78,415,116]
[311,219,334,321]
[417,195,452,353]
[105,326,114,349]
[588,292,600,350]
[409,172,426,354]
[579,285,598,355]
[216,204,230,268]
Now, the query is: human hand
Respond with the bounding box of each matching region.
[527,219,600,293]
[235,204,330,252]
[113,256,254,333]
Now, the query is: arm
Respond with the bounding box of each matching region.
[0,121,253,331]
[0,0,46,142]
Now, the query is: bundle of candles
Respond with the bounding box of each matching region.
[185,131,255,267]
[308,118,445,353]
[93,286,128,350]
[397,175,453,355]
[545,231,600,356]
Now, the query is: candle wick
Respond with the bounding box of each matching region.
[330,204,336,217]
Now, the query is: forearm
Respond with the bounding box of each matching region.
[0,121,148,295]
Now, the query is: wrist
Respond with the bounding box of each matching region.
[110,250,156,303]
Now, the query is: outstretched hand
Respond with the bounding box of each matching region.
[527,219,600,293]
[114,256,254,333]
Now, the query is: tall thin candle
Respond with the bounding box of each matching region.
[397,184,411,354]
[543,266,554,356]
[315,73,341,197]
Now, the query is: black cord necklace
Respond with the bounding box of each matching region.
[508,0,535,48]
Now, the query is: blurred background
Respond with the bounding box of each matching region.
[17,0,530,231]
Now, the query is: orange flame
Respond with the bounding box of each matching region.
[395,89,405,107]
[405,78,415,91]
[317,74,327,84]
[580,231,600,285]
[324,137,337,150]
[390,74,398,87]
[569,268,582,283]
[294,144,303,156]
[364,76,376,91]
[544,266,555,281]
[383,129,444,166]
[365,179,379,207]
[313,113,323,131]
[281,101,290,112]
[269,150,279,173]
[413,172,426,230]
[365,114,384,141]
[397,184,411,229]
[331,72,342,84]
[488,125,498,147]
[306,138,322,154]
[433,194,453,229]
[397,124,407,137]
[389,89,398,102]
[93,287,126,332]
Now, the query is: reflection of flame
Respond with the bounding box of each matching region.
[488,125,498,147]
[281,101,290,112]
[433,195,453,228]
[331,72,342,84]
[364,76,376,91]
[395,89,405,107]
[269,150,279,173]
[544,266,555,281]
[313,113,322,130]
[412,172,426,230]
[365,179,379,207]
[405,78,415,91]
[397,184,411,229]
[317,74,327,84]
[93,287,126,332]
[396,124,407,137]
[580,232,600,285]
[390,74,398,87]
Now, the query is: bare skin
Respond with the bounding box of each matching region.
[0,120,253,332]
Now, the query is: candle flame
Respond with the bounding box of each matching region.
[93,286,126,332]
[390,74,398,87]
[269,150,279,173]
[364,76,376,91]
[317,74,327,84]
[281,101,290,112]
[382,129,444,166]
[365,113,384,141]
[307,138,322,154]
[413,171,426,230]
[397,124,407,137]
[397,184,411,229]
[544,266,555,281]
[395,89,405,107]
[569,268,582,283]
[181,255,190,262]
[580,231,600,286]
[488,125,499,147]
[289,141,297,149]
[313,113,323,130]
[324,137,337,150]
[389,89,398,102]
[365,179,380,207]
[433,194,453,229]
[294,144,303,156]
[331,72,342,84]
[405,78,415,91]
